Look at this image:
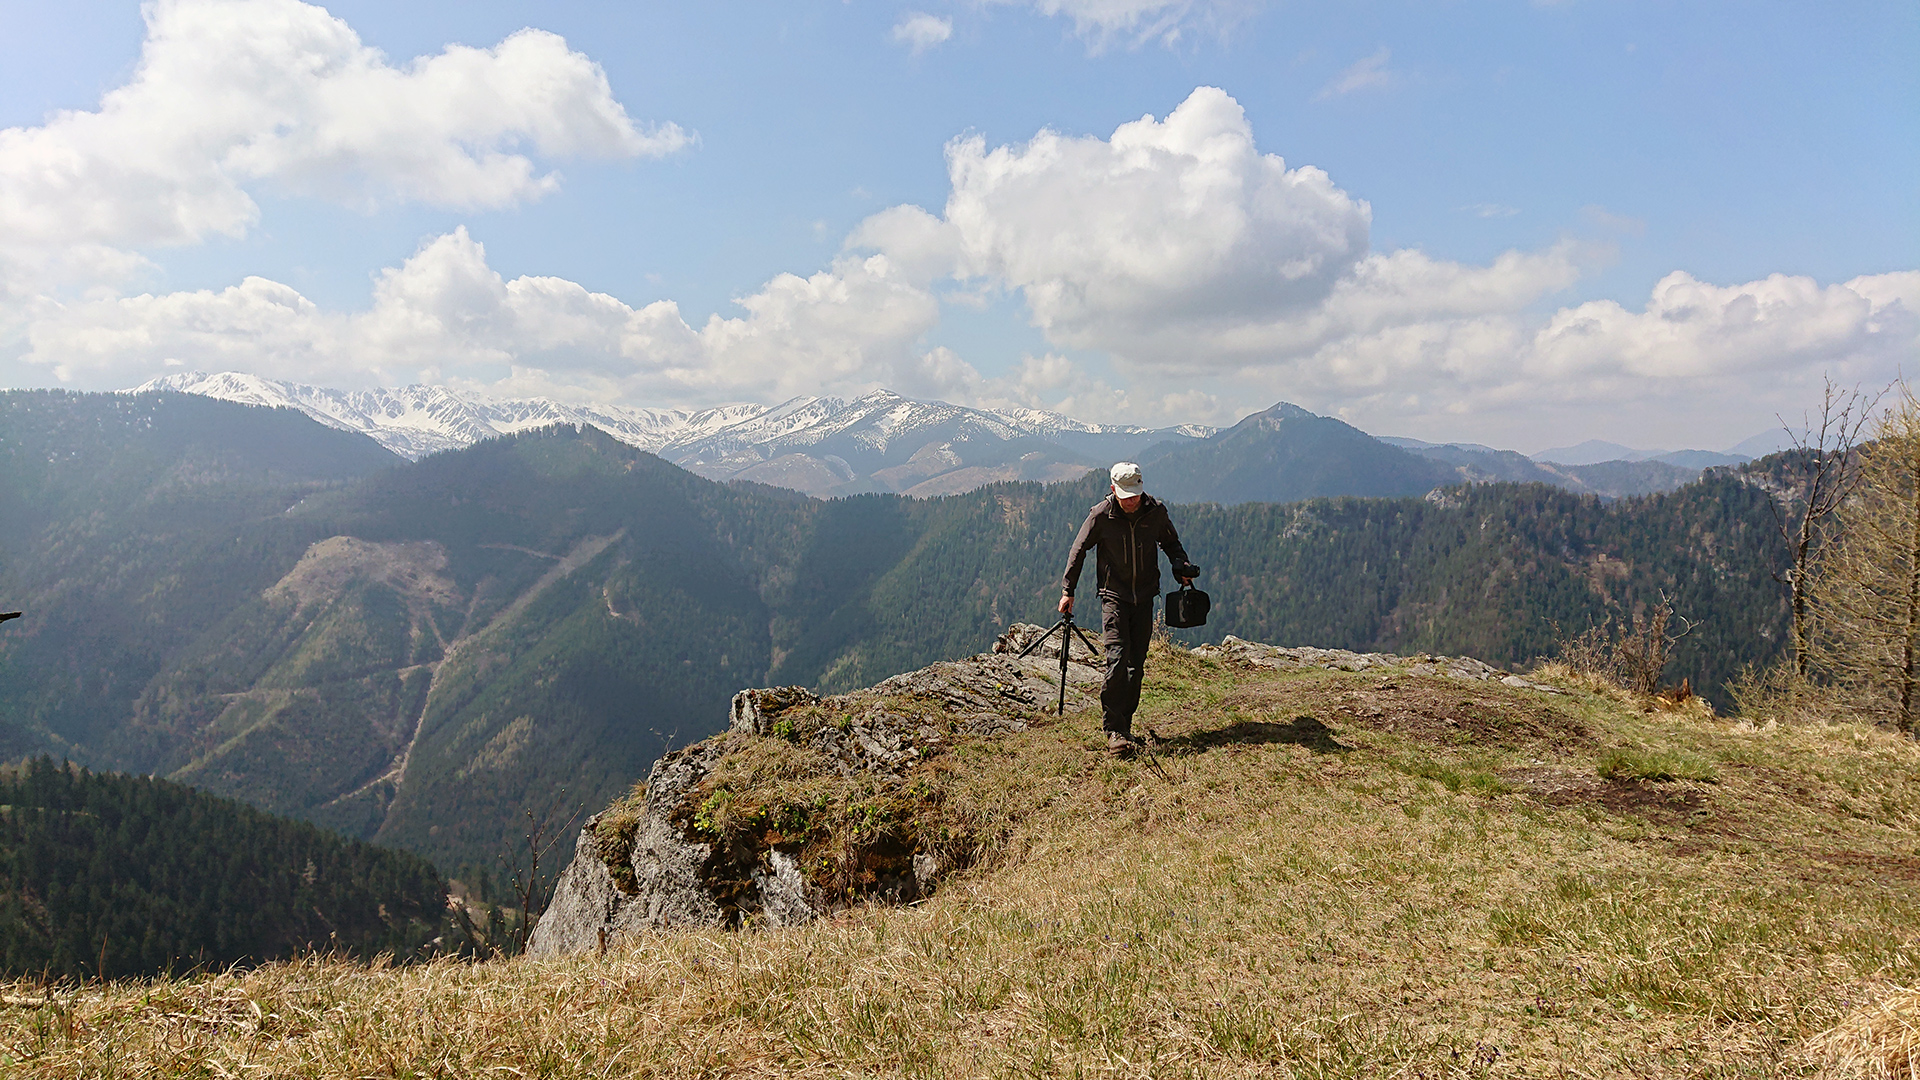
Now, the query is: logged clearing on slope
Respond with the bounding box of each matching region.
[5,641,1919,1078]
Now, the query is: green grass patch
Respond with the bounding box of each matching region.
[1389,754,1518,796]
[1597,746,1719,783]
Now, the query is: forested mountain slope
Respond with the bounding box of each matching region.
[802,471,1783,701]
[1385,438,1710,499]
[1141,403,1714,505]
[0,391,1789,874]
[0,758,444,980]
[0,391,401,762]
[1143,402,1454,504]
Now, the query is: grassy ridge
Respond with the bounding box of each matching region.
[5,644,1914,1076]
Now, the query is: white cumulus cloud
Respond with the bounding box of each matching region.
[949,88,1371,343]
[0,0,683,258]
[1527,270,1920,384]
[892,12,954,54]
[1211,268,1920,445]
[852,87,1577,375]
[843,85,1919,441]
[23,228,968,408]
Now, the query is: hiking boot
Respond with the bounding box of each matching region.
[1105,730,1138,759]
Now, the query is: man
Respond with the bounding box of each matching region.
[1059,462,1197,757]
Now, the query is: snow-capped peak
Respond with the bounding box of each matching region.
[127,372,770,460]
[124,373,1219,497]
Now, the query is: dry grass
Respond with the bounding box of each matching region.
[1809,985,1920,1079]
[6,641,1920,1077]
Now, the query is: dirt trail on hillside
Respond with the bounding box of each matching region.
[389,530,624,791]
[311,531,627,819]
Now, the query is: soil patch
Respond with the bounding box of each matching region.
[1157,715,1352,756]
[1502,765,1716,826]
[1219,674,1590,751]
[1589,778,1712,824]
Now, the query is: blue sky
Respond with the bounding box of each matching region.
[0,0,1913,451]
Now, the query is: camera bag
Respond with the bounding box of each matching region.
[1163,582,1210,628]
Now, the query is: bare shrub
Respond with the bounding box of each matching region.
[448,802,582,959]
[1769,376,1881,676]
[1554,620,1622,685]
[1619,603,1688,696]
[1553,598,1693,696]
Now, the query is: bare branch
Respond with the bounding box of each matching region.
[1768,375,1889,676]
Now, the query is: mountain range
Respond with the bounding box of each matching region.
[132,372,1211,499]
[1154,405,1729,503]
[1528,437,1769,468]
[132,372,1755,503]
[1,388,1792,877]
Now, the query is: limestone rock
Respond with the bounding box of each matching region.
[730,685,819,736]
[528,739,734,956]
[526,814,627,956]
[531,631,1098,957]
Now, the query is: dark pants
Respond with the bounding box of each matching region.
[1100,596,1154,736]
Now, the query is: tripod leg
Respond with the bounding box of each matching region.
[1057,616,1069,714]
[1058,631,1069,715]
[1012,618,1075,715]
[1016,619,1067,660]
[1069,622,1102,658]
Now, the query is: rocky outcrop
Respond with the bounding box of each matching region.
[531,626,1568,957]
[530,740,735,956]
[529,625,1101,956]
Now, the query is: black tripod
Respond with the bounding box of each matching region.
[1015,612,1103,715]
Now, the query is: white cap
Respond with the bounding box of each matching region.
[1110,461,1145,497]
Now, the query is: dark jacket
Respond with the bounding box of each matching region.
[1062,493,1193,605]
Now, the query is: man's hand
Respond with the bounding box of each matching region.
[1058,593,1073,616]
